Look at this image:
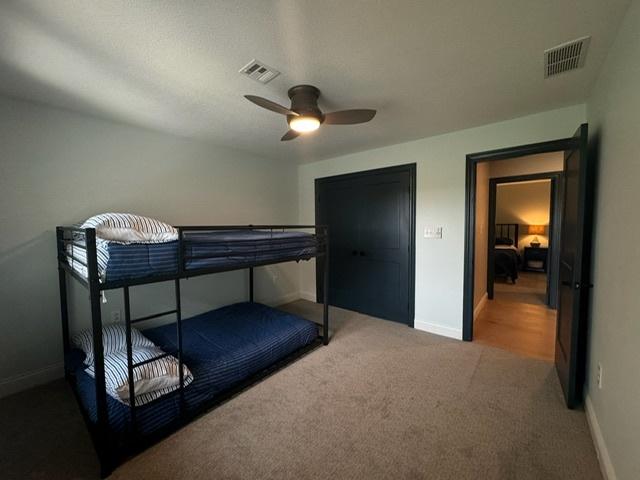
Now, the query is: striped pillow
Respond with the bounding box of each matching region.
[85,347,193,406]
[81,213,178,244]
[72,324,155,366]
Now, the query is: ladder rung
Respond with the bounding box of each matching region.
[133,352,171,369]
[130,309,178,324]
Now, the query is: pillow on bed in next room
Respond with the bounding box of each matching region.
[495,237,514,246]
[81,212,178,244]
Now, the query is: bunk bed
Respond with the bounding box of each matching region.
[56,222,329,477]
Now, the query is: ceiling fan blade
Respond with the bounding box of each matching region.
[245,95,298,116]
[281,130,301,141]
[323,109,376,125]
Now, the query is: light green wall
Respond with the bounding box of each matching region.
[0,96,300,396]
[585,1,640,478]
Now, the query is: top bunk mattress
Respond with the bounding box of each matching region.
[66,230,318,282]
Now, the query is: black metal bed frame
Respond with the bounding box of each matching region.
[55,224,329,477]
[495,223,519,248]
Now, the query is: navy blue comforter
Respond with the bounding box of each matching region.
[72,302,318,439]
[104,230,317,282]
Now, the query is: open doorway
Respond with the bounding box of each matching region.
[463,125,595,408]
[476,170,562,361]
[493,179,553,304]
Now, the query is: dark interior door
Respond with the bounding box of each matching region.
[320,179,362,312]
[316,165,415,325]
[547,174,564,310]
[555,123,594,408]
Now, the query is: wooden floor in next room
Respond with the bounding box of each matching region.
[474,272,556,362]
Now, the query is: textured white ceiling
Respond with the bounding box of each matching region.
[0,0,630,163]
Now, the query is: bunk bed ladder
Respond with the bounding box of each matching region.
[176,229,186,410]
[123,287,137,430]
[123,282,186,433]
[175,278,185,411]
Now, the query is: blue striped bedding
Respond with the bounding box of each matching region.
[70,302,318,438]
[67,230,318,282]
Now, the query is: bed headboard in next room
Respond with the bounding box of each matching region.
[495,223,519,248]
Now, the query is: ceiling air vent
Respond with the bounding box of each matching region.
[239,59,280,84]
[544,36,590,78]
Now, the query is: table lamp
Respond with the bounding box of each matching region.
[528,225,545,247]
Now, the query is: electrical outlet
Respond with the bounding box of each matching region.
[110,310,122,324]
[596,363,603,389]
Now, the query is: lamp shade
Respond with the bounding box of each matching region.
[528,225,545,235]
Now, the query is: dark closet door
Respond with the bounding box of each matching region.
[357,170,412,322]
[555,124,594,409]
[320,178,363,312]
[316,165,415,325]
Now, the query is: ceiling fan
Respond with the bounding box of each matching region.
[245,85,376,141]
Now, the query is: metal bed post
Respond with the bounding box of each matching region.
[176,228,185,411]
[175,278,185,411]
[85,228,110,469]
[56,227,71,377]
[123,286,137,432]
[249,267,254,302]
[322,226,329,345]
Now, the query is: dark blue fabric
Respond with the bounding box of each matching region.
[72,303,318,438]
[104,230,317,281]
[105,241,179,281]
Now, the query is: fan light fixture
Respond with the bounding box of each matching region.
[244,85,376,141]
[289,116,320,133]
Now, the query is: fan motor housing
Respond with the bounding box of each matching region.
[288,85,324,123]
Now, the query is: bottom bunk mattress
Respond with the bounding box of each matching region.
[71,302,318,439]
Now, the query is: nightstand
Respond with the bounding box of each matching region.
[523,247,548,272]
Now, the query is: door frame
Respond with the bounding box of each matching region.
[463,137,580,341]
[314,163,417,327]
[487,171,563,306]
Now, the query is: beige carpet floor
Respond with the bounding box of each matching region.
[0,300,601,480]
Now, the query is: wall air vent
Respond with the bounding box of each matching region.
[239,59,280,84]
[544,36,591,78]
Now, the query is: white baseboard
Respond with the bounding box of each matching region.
[0,362,64,399]
[473,292,488,320]
[414,319,462,340]
[299,290,317,302]
[585,394,617,480]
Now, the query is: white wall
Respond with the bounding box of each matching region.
[0,96,301,397]
[298,104,586,339]
[585,2,640,479]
